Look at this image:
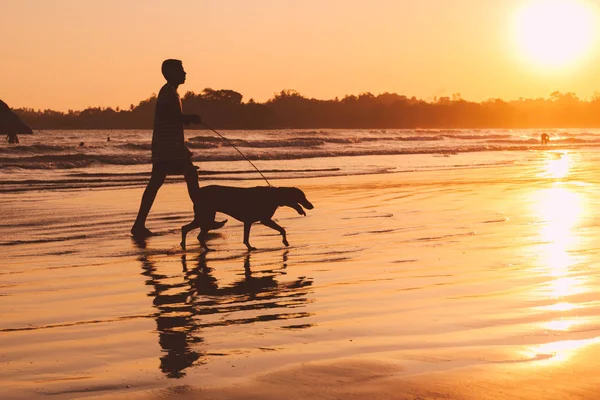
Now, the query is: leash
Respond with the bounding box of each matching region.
[201,122,272,187]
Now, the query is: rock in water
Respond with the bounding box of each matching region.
[0,99,33,136]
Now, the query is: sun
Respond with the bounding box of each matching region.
[512,0,598,70]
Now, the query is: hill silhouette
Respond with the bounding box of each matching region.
[11,89,600,130]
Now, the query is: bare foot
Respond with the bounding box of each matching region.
[131,225,154,238]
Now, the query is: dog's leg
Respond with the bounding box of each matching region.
[244,222,257,251]
[211,219,228,230]
[195,211,218,251]
[198,226,211,251]
[261,219,289,247]
[181,219,201,250]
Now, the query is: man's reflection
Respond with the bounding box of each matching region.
[139,255,201,378]
[139,250,313,378]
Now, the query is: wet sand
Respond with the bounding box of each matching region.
[2,151,600,399]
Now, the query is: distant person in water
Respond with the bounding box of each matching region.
[131,59,225,238]
[541,133,550,145]
[6,132,19,144]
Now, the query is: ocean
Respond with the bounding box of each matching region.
[1,128,597,192]
[3,128,600,398]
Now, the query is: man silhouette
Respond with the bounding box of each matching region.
[131,59,224,238]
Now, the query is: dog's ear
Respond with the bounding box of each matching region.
[275,187,294,201]
[296,188,313,210]
[281,187,314,211]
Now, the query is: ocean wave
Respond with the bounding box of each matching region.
[485,137,600,145]
[443,134,512,140]
[484,138,540,144]
[0,141,596,170]
[118,142,152,151]
[0,167,346,193]
[3,129,600,181]
[0,142,148,155]
[0,144,77,154]
[0,154,149,169]
[187,134,445,149]
[554,137,600,144]
[414,129,463,134]
[189,135,327,148]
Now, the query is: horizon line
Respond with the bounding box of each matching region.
[6,89,597,113]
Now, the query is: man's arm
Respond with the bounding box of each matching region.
[182,114,202,125]
[155,99,183,122]
[155,102,201,125]
[155,86,201,125]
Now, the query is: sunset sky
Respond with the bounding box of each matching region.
[3,0,600,111]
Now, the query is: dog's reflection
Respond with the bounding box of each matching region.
[140,250,312,378]
[185,252,284,298]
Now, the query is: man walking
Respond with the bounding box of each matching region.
[131,59,224,238]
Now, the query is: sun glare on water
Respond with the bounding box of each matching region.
[546,152,570,179]
[512,0,599,70]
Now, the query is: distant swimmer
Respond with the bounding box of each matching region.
[107,136,111,142]
[540,133,550,145]
[6,132,19,144]
[79,141,85,147]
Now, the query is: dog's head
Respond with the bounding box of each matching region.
[278,187,314,215]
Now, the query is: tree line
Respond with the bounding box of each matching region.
[12,89,600,129]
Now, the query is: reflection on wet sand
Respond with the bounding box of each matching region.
[526,153,593,363]
[139,251,313,378]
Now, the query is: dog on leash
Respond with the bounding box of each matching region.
[181,185,314,251]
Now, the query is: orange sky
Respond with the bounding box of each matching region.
[3,0,600,111]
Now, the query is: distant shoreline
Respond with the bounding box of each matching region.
[10,89,600,130]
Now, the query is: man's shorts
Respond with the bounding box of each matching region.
[151,159,195,176]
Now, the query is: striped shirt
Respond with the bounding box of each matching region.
[151,83,188,162]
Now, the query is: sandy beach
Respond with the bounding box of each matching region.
[5,0,600,396]
[3,149,600,399]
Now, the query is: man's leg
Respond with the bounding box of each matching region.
[182,161,200,201]
[132,166,167,237]
[183,162,227,230]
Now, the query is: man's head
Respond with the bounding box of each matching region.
[161,59,186,85]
